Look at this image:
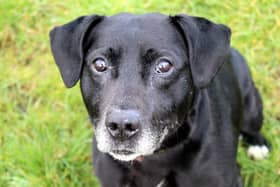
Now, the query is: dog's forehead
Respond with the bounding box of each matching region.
[108,12,168,26]
[93,13,183,49]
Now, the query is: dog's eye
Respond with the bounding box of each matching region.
[92,58,107,72]
[155,59,173,74]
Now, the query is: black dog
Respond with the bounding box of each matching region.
[50,13,269,187]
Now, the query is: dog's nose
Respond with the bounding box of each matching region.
[106,109,140,141]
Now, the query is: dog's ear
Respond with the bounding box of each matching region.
[49,15,103,88]
[171,15,231,89]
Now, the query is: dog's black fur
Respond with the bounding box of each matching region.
[49,13,269,187]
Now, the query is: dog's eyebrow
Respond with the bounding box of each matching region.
[106,47,123,64]
[87,47,121,62]
[103,47,116,56]
[142,48,159,63]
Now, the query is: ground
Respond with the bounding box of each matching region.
[0,0,279,186]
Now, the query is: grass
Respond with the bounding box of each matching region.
[0,0,279,186]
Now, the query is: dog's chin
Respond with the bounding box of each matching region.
[109,152,145,162]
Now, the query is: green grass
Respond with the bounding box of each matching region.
[0,0,279,186]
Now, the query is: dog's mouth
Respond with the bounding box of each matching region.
[95,120,174,162]
[112,150,134,155]
[109,150,145,162]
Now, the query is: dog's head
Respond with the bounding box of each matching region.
[50,13,230,161]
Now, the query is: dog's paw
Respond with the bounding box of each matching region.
[247,145,269,160]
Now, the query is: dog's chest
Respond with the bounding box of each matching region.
[120,161,170,187]
[122,176,167,187]
[123,180,166,187]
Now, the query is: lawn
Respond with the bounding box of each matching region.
[0,0,279,186]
